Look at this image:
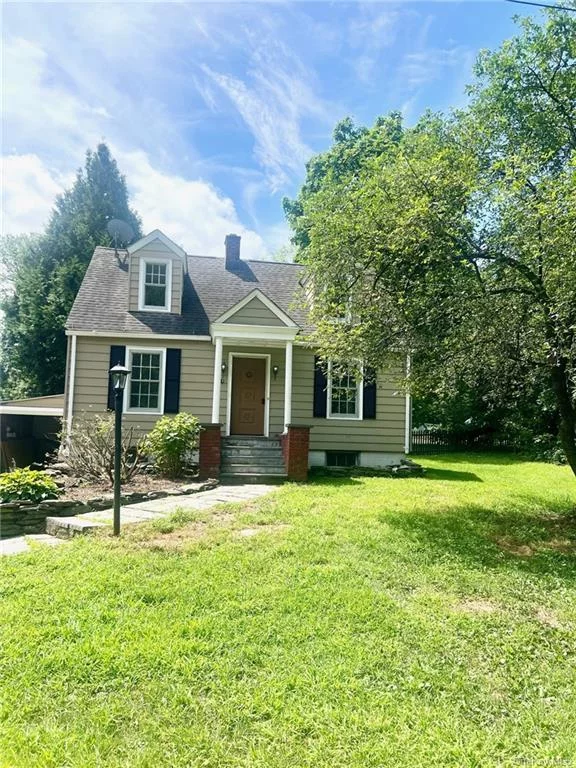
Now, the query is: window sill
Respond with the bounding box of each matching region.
[137,305,171,313]
[326,414,363,421]
[125,408,162,415]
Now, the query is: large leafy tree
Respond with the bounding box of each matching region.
[285,9,576,474]
[1,144,142,398]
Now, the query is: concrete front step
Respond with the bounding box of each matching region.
[222,438,281,449]
[221,463,286,475]
[222,446,283,457]
[46,516,105,539]
[222,453,284,467]
[220,473,287,485]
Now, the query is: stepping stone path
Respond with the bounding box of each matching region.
[2,484,277,555]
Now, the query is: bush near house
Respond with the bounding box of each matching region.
[142,413,201,478]
[63,413,144,485]
[0,467,60,503]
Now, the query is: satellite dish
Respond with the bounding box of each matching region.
[107,219,135,248]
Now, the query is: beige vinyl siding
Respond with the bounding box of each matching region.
[72,338,406,451]
[220,345,287,436]
[223,297,286,327]
[128,242,183,314]
[292,346,406,453]
[73,336,215,437]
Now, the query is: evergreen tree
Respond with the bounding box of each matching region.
[0,144,142,397]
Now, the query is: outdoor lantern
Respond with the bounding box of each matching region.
[272,364,280,380]
[110,363,131,391]
[109,363,131,536]
[221,362,227,374]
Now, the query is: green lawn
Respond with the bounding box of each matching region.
[2,455,576,768]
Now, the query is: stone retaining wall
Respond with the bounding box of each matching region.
[0,479,218,539]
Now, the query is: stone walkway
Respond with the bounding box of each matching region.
[1,483,278,556]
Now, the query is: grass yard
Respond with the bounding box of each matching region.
[2,454,576,768]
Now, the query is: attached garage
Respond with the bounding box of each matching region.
[0,395,63,471]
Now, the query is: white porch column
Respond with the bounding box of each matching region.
[283,340,293,431]
[211,336,223,423]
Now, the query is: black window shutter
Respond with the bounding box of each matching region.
[164,348,181,414]
[107,345,126,410]
[363,367,377,420]
[313,356,327,418]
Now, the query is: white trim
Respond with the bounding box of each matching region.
[0,406,63,416]
[225,353,271,437]
[211,336,223,423]
[127,229,186,259]
[66,333,77,432]
[283,340,293,431]
[326,362,364,421]
[213,289,298,327]
[404,354,412,454]
[124,346,166,415]
[211,323,298,343]
[138,257,172,313]
[66,330,212,342]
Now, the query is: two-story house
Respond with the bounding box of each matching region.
[64,230,410,480]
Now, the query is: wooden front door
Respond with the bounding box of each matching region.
[230,357,267,435]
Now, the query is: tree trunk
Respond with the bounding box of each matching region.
[549,361,576,477]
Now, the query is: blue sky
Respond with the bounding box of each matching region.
[2,1,537,259]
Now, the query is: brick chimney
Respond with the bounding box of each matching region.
[225,234,241,269]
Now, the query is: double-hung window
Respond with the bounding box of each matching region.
[126,349,165,413]
[139,259,171,311]
[327,364,363,420]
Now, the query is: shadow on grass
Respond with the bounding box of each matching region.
[382,495,576,579]
[417,452,528,467]
[423,468,482,482]
[307,475,365,487]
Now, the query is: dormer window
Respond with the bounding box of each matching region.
[138,258,172,312]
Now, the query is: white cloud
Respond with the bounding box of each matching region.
[0,148,271,259]
[400,47,468,87]
[348,6,398,85]
[1,20,277,259]
[117,148,271,259]
[1,154,64,235]
[202,39,331,192]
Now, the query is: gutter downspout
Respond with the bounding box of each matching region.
[404,354,412,454]
[66,333,77,435]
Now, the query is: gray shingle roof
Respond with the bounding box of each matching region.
[66,247,308,336]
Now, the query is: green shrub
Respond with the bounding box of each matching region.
[0,467,61,503]
[142,413,201,477]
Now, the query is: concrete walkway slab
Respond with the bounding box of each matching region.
[1,533,67,556]
[79,483,277,526]
[2,483,278,553]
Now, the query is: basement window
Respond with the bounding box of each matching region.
[326,451,359,468]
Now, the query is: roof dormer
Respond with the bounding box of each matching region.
[127,230,187,314]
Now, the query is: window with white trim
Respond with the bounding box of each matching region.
[327,364,362,419]
[127,349,164,412]
[139,259,172,311]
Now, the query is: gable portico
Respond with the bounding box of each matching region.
[209,289,299,436]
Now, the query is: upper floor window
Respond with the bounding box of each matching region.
[138,259,172,312]
[327,364,363,420]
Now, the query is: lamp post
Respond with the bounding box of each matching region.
[109,363,131,536]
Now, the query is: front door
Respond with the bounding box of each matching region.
[230,357,266,435]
